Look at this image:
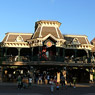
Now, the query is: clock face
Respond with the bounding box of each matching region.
[46,41,52,47]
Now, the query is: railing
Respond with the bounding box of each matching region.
[1,55,93,64]
[32,55,64,62]
[2,56,31,62]
[64,57,91,63]
[2,55,64,62]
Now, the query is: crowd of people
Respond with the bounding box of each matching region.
[17,75,32,89]
[17,71,77,92]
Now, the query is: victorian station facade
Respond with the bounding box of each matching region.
[0,20,95,83]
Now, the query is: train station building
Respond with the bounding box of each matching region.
[0,20,94,83]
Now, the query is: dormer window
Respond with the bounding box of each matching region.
[71,38,80,45]
[16,36,23,42]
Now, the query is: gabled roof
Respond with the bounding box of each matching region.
[42,34,58,41]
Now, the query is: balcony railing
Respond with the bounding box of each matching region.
[32,55,64,62]
[1,55,64,62]
[64,56,92,63]
[1,55,93,64]
[2,56,31,62]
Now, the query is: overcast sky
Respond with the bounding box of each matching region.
[0,0,95,42]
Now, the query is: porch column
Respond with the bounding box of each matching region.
[63,48,65,62]
[0,66,3,82]
[31,47,33,61]
[85,50,91,63]
[0,48,3,63]
[86,50,89,58]
[88,50,91,63]
[89,68,94,83]
[0,47,3,57]
[74,49,77,63]
[39,46,42,61]
[56,47,60,61]
[4,48,8,61]
[17,48,21,61]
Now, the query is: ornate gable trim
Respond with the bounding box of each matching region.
[15,35,24,42]
[42,34,58,41]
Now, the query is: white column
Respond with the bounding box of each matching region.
[90,68,93,83]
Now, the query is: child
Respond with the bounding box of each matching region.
[49,79,54,93]
[28,77,32,87]
[56,82,59,90]
[73,77,76,88]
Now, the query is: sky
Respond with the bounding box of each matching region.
[0,0,95,42]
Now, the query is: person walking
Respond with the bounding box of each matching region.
[56,82,59,90]
[61,75,65,88]
[49,79,54,93]
[28,77,32,87]
[73,77,76,88]
[47,74,50,84]
[17,75,22,89]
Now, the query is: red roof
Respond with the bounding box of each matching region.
[91,38,95,42]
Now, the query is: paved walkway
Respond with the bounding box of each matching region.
[0,93,43,95]
[0,93,95,95]
[0,82,95,95]
[0,82,94,87]
[82,93,95,95]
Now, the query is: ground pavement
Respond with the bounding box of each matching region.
[0,83,95,95]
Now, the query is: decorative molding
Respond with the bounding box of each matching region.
[85,37,89,44]
[1,42,30,48]
[39,26,43,37]
[6,34,10,42]
[32,25,39,38]
[42,34,58,41]
[65,44,93,50]
[55,27,60,38]
[6,32,32,35]
[64,34,87,38]
[36,20,61,27]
